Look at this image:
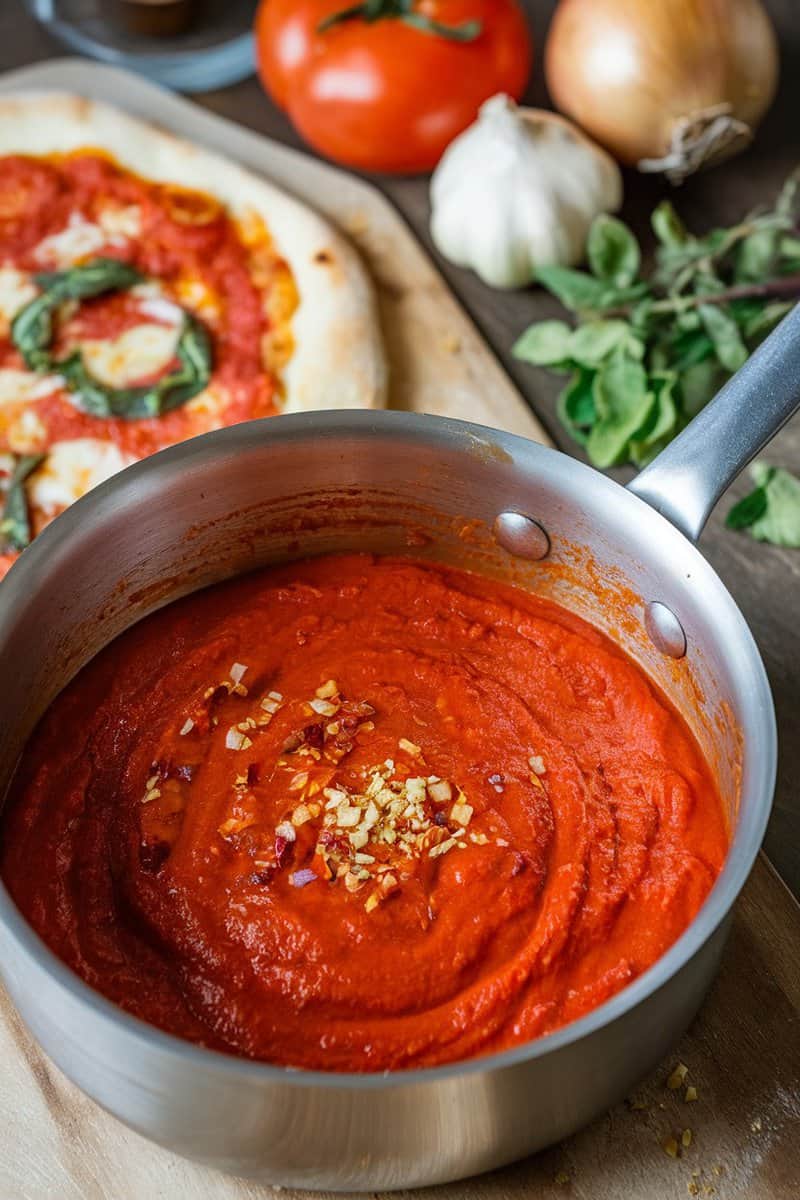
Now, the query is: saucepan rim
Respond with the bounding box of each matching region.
[0,410,777,1090]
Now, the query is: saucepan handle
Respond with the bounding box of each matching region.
[627,302,800,543]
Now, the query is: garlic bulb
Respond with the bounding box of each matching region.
[429,95,622,290]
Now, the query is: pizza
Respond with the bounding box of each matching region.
[0,93,387,579]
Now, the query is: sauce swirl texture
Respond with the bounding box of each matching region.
[1,557,728,1070]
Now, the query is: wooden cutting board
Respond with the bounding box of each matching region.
[0,61,798,1200]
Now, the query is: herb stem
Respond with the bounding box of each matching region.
[604,272,800,318]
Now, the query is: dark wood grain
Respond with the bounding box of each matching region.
[4,1,800,896]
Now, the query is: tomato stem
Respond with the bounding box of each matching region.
[318,1,482,41]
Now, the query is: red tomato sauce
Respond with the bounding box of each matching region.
[0,556,729,1071]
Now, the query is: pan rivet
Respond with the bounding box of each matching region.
[493,512,550,561]
[645,601,687,660]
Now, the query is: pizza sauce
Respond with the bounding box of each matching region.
[1,556,729,1071]
[0,151,297,577]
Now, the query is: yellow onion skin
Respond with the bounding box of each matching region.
[545,0,779,173]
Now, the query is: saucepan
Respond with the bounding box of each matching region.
[0,305,797,1190]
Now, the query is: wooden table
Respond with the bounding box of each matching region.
[1,6,800,1199]
[6,0,799,898]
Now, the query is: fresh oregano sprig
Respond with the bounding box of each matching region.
[727,463,800,548]
[513,168,800,473]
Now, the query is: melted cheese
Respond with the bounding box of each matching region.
[185,383,229,423]
[0,368,64,407]
[0,268,37,335]
[81,324,181,388]
[174,275,221,323]
[33,214,108,268]
[7,408,47,455]
[98,204,142,241]
[28,439,137,515]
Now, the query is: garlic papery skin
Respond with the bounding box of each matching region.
[429,95,623,290]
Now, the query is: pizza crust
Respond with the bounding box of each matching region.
[0,92,387,414]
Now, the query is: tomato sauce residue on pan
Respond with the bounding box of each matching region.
[0,556,728,1071]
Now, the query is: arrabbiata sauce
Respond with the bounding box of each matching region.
[1,556,728,1071]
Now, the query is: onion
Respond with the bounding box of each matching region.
[545,0,779,182]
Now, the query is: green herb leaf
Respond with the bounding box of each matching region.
[726,482,770,530]
[679,359,724,418]
[730,463,800,546]
[698,304,748,372]
[587,359,654,468]
[587,215,641,288]
[514,164,800,492]
[629,373,679,466]
[569,319,639,367]
[735,229,777,283]
[534,266,611,313]
[10,259,212,421]
[512,320,573,366]
[556,369,596,445]
[776,167,800,221]
[0,454,45,552]
[651,201,688,248]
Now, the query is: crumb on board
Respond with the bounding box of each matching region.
[440,333,461,354]
[554,1169,570,1186]
[685,1085,698,1103]
[663,1136,679,1158]
[667,1062,689,1090]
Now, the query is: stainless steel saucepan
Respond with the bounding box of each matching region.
[0,306,798,1190]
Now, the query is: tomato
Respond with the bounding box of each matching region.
[255,0,533,174]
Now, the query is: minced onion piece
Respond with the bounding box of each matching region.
[225,727,252,750]
[229,662,248,685]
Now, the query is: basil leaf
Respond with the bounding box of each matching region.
[0,454,45,552]
[11,259,212,421]
[13,259,144,373]
[698,304,748,372]
[745,464,800,546]
[587,215,641,288]
[556,369,596,445]
[61,314,212,420]
[512,320,573,366]
[34,257,142,300]
[587,359,654,468]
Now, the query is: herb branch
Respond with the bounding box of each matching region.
[513,168,800,475]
